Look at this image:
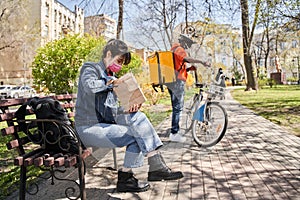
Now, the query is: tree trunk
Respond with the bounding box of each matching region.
[185,0,188,34]
[240,0,258,90]
[117,0,123,40]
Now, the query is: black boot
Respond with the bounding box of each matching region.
[117,170,150,192]
[148,152,184,181]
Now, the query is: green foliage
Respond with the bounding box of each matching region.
[287,77,298,82]
[84,40,106,63]
[31,34,105,94]
[32,35,143,95]
[258,77,276,89]
[116,53,143,77]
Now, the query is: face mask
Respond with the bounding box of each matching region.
[108,63,122,73]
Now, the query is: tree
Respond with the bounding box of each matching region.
[32,34,105,94]
[274,0,300,23]
[0,0,41,84]
[117,0,124,39]
[240,0,261,90]
[0,0,25,51]
[128,0,187,50]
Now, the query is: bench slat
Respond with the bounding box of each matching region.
[54,157,65,167]
[24,150,47,167]
[1,126,16,136]
[0,112,14,121]
[44,157,55,166]
[14,148,45,166]
[34,154,50,167]
[6,136,36,150]
[7,139,19,150]
[82,148,92,159]
[64,155,77,168]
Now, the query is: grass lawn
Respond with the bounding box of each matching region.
[142,86,196,127]
[231,85,300,136]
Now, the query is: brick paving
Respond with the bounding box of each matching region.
[6,88,300,200]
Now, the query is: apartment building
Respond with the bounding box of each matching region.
[0,0,84,85]
[39,0,84,45]
[84,14,116,40]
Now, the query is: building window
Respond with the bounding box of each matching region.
[54,10,57,22]
[43,25,49,37]
[45,3,49,17]
[59,13,62,24]
[292,40,298,48]
[257,58,264,66]
[270,58,275,67]
[222,57,226,65]
[280,42,285,50]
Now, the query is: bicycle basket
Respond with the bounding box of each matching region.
[207,84,225,96]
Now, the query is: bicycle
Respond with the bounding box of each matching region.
[184,67,228,147]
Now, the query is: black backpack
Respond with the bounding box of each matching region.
[15,97,80,154]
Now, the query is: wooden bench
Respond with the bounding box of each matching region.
[0,94,93,200]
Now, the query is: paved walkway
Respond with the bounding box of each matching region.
[6,88,300,199]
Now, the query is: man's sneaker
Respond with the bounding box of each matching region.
[169,132,186,143]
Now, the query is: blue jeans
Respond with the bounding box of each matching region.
[166,80,185,134]
[75,112,163,168]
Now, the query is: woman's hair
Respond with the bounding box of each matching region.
[102,39,131,65]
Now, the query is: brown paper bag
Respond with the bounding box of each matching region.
[113,73,146,111]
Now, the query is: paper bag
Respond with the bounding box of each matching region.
[113,73,147,111]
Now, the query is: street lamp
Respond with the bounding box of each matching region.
[292,56,300,84]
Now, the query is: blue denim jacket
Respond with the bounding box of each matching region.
[75,61,117,126]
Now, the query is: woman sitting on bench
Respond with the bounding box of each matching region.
[75,39,183,193]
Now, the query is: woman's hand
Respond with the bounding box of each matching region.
[106,79,115,86]
[128,104,142,113]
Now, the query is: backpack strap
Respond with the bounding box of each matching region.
[171,46,186,72]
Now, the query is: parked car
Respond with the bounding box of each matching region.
[0,85,15,99]
[7,86,37,99]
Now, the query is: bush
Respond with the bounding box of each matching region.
[258,78,276,89]
[32,34,106,94]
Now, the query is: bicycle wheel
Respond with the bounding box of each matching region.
[192,102,228,147]
[185,94,200,131]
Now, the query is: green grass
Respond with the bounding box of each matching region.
[142,86,196,127]
[231,85,300,136]
[0,126,44,199]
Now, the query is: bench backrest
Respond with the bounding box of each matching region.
[0,94,77,157]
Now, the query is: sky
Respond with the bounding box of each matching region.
[58,0,119,19]
[57,0,242,49]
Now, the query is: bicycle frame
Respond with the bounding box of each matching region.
[185,67,228,147]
